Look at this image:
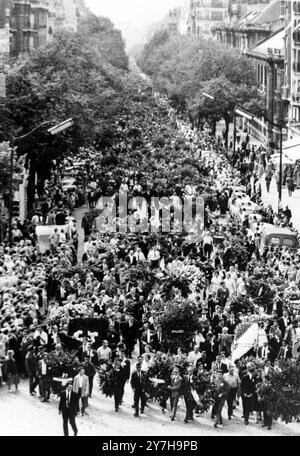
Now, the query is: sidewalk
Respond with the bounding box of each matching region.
[215,120,263,147]
[261,174,300,232]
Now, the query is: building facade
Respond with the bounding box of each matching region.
[283,0,300,138]
[0,0,82,60]
[187,0,229,37]
[167,1,189,34]
[245,28,286,142]
[212,0,283,51]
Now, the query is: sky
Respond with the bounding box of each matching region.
[85,0,183,27]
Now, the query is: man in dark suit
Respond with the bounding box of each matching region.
[226,312,238,336]
[139,323,154,354]
[277,340,292,360]
[168,366,183,421]
[59,382,79,436]
[130,363,147,417]
[182,366,197,423]
[202,333,218,368]
[79,342,98,397]
[55,283,68,303]
[278,310,291,337]
[122,316,138,358]
[268,334,281,362]
[107,324,120,358]
[216,283,229,308]
[241,365,256,425]
[119,350,131,402]
[213,371,230,428]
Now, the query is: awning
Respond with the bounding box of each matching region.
[278,136,300,163]
[271,153,295,165]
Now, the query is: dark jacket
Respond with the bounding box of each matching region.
[168,375,183,399]
[241,373,256,397]
[130,371,147,392]
[181,374,197,397]
[25,353,38,376]
[59,390,79,416]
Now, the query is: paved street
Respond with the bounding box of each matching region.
[261,175,300,232]
[0,378,299,436]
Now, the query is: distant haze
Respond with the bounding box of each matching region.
[85,0,182,48]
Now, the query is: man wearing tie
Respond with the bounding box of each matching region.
[278,310,290,336]
[241,364,256,425]
[37,353,50,402]
[83,343,98,397]
[168,367,183,421]
[59,381,79,436]
[130,363,147,417]
[140,323,153,354]
[182,366,196,423]
[277,340,292,360]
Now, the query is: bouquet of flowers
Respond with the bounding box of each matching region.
[98,362,115,398]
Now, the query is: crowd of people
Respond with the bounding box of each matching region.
[0,78,300,436]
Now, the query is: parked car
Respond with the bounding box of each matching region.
[258,223,298,255]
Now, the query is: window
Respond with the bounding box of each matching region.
[294,1,300,14]
[283,238,295,247]
[293,49,300,72]
[211,11,223,21]
[269,237,281,245]
[211,0,223,7]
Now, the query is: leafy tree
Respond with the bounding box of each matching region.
[138,30,265,139]
[193,77,265,145]
[0,13,131,208]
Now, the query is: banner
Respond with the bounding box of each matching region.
[232,322,258,362]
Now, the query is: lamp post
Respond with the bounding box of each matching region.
[8,118,73,245]
[233,106,254,155]
[202,91,215,101]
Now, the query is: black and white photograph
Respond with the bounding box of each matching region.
[0,0,300,440]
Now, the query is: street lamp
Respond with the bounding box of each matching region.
[233,106,254,155]
[202,91,215,101]
[8,118,73,245]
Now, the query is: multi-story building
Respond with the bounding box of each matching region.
[283,0,300,139]
[9,0,49,58]
[213,0,283,50]
[0,0,81,60]
[187,0,229,37]
[0,1,10,57]
[167,1,190,34]
[245,28,286,142]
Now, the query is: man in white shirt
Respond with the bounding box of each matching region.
[188,345,202,367]
[147,247,160,268]
[34,327,48,347]
[134,247,146,263]
[38,353,50,402]
[224,365,241,419]
[73,368,89,415]
[97,340,112,364]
